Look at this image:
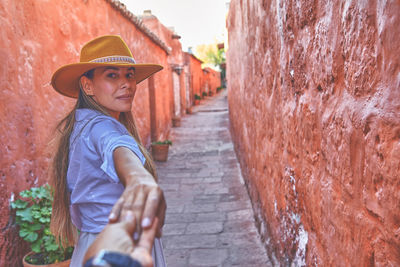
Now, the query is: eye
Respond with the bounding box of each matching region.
[107,72,118,79]
[126,72,135,79]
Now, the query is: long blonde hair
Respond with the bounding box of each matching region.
[50,70,157,246]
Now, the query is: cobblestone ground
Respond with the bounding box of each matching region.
[156,90,272,267]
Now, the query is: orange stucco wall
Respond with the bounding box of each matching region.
[202,67,221,95]
[0,0,171,265]
[186,53,203,104]
[141,13,190,117]
[227,0,400,265]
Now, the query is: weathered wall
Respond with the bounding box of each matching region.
[186,53,204,103]
[227,0,400,266]
[0,0,171,265]
[203,67,221,95]
[141,12,188,117]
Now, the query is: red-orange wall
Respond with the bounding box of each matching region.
[203,67,221,95]
[0,0,171,265]
[186,54,203,103]
[141,14,188,117]
[227,0,400,265]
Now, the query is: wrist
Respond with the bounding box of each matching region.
[126,175,157,188]
[84,250,142,267]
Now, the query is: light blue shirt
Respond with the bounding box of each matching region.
[67,108,145,233]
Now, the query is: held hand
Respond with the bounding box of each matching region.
[109,178,166,237]
[84,211,158,267]
[111,145,166,238]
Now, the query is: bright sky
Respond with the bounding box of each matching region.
[119,0,230,51]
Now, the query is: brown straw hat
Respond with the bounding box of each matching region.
[51,35,163,98]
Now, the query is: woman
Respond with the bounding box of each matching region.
[49,35,166,266]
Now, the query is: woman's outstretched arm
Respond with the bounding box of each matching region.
[109,146,166,237]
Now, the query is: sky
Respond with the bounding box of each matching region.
[119,0,230,52]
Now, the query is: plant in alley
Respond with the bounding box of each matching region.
[11,184,73,265]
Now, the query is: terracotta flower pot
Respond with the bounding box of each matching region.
[151,144,169,162]
[194,99,200,105]
[172,117,181,127]
[23,252,71,267]
[186,107,193,114]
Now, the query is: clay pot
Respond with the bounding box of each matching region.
[194,99,200,105]
[172,117,181,127]
[23,252,71,267]
[186,107,193,114]
[151,144,169,162]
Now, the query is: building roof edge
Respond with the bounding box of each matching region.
[105,0,171,54]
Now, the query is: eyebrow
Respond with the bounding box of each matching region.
[101,66,135,73]
[102,66,119,73]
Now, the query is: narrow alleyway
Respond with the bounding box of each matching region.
[156,90,272,267]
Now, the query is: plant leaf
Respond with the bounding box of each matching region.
[16,207,33,222]
[10,199,28,209]
[28,223,42,232]
[31,239,42,253]
[20,229,38,243]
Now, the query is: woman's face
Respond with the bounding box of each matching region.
[81,66,137,119]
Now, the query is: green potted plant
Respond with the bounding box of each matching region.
[151,140,172,162]
[194,94,201,105]
[202,92,208,98]
[11,184,73,266]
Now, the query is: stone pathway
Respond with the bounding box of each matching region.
[156,90,272,267]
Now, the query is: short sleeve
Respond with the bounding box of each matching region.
[89,118,146,183]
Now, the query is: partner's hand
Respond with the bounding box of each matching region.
[84,211,158,267]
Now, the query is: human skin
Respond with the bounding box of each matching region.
[80,66,166,236]
[83,211,158,267]
[112,146,166,237]
[80,66,137,119]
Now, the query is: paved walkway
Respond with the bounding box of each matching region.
[156,90,272,267]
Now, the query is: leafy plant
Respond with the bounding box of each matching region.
[194,94,201,100]
[11,184,73,265]
[152,140,172,145]
[202,92,208,97]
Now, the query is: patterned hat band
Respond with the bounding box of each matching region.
[89,55,136,64]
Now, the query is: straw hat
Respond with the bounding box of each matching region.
[51,35,163,98]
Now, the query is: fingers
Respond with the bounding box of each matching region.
[120,211,136,235]
[141,187,165,229]
[156,200,166,238]
[130,218,159,267]
[109,197,124,222]
[122,187,146,220]
[137,217,159,252]
[111,183,166,242]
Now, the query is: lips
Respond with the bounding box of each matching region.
[116,94,133,100]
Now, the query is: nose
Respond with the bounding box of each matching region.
[120,76,130,89]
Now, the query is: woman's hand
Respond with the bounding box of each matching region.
[110,147,166,237]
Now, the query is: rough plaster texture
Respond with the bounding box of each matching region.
[227,0,400,266]
[186,53,204,103]
[141,12,188,117]
[0,0,171,265]
[203,67,221,95]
